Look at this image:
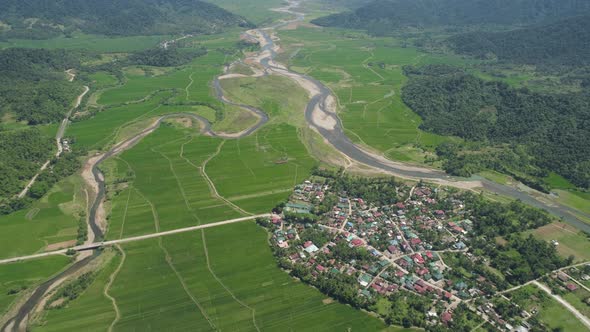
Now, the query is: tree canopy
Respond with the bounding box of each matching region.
[448,15,590,67]
[0,0,253,39]
[402,65,590,188]
[312,0,590,35]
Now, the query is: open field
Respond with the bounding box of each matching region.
[0,256,71,318]
[105,125,244,239]
[555,189,590,216]
[0,34,168,52]
[89,72,119,90]
[220,75,309,126]
[206,0,286,25]
[207,124,316,213]
[527,222,590,262]
[36,223,404,331]
[510,284,588,331]
[563,288,590,320]
[0,176,85,260]
[32,252,121,331]
[279,27,465,163]
[69,50,240,151]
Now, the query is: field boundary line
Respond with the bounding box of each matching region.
[197,140,253,216]
[104,245,125,332]
[140,177,218,330]
[0,214,270,265]
[119,189,133,239]
[186,72,194,100]
[159,236,217,330]
[201,229,260,332]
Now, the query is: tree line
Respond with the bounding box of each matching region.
[311,0,590,36]
[0,0,252,39]
[402,64,590,189]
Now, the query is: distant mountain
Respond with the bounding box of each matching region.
[311,0,590,34]
[448,15,590,67]
[0,0,253,39]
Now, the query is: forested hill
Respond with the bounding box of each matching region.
[0,48,82,125]
[402,65,590,190]
[311,0,590,34]
[0,0,252,39]
[448,15,590,67]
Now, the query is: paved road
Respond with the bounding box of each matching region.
[533,280,590,329]
[0,214,269,265]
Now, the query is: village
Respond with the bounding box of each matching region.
[259,177,587,331]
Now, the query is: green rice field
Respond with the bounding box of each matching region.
[280,27,466,163]
[34,222,403,331]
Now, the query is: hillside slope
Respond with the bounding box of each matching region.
[448,15,590,67]
[0,0,252,39]
[311,0,590,34]
[402,65,590,189]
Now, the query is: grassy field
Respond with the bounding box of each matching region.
[510,284,588,331]
[0,256,71,318]
[33,252,121,331]
[279,27,465,164]
[36,223,403,331]
[89,72,119,90]
[0,175,85,260]
[0,34,168,52]
[219,75,309,127]
[105,125,245,239]
[206,0,286,25]
[527,223,590,262]
[207,123,316,213]
[555,189,590,216]
[563,288,590,320]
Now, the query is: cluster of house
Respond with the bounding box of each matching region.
[477,302,532,332]
[61,138,71,153]
[267,180,510,326]
[555,271,582,292]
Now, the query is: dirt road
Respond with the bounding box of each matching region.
[533,280,590,329]
[17,81,89,199]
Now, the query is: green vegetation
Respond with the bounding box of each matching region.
[0,175,85,259]
[311,0,590,35]
[46,272,96,309]
[0,35,170,52]
[403,64,590,190]
[102,223,395,330]
[33,252,121,331]
[508,284,588,331]
[0,256,70,317]
[206,0,286,25]
[220,75,309,126]
[449,15,590,67]
[0,0,251,39]
[128,46,207,67]
[0,48,82,124]
[0,129,53,200]
[528,223,590,262]
[280,27,461,163]
[207,124,316,212]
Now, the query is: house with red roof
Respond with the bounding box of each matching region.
[412,253,425,265]
[441,312,452,325]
